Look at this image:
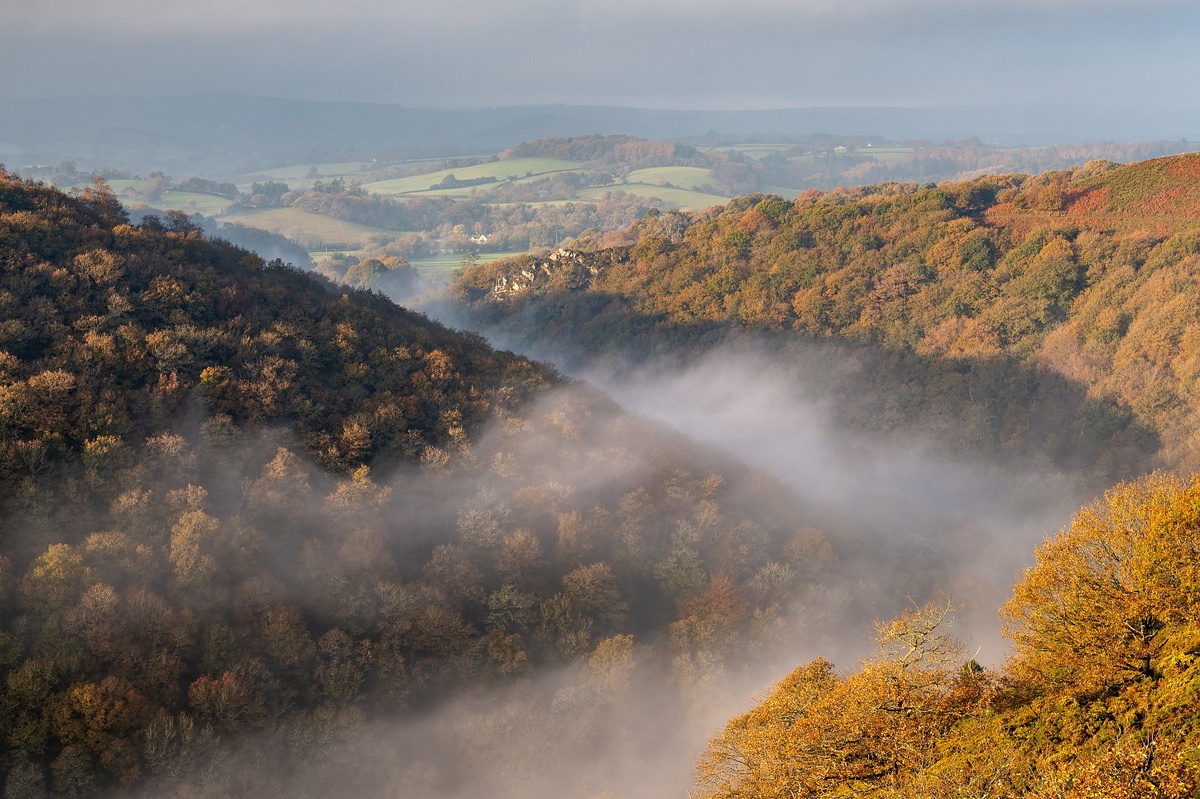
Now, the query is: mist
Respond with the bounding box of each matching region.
[218,289,1091,799]
[88,351,1071,798]
[577,342,1089,665]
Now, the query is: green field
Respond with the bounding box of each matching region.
[157,191,236,214]
[218,207,393,248]
[762,186,804,199]
[362,158,582,195]
[107,179,151,195]
[700,144,793,160]
[108,181,236,214]
[407,251,526,275]
[625,166,717,190]
[249,161,378,181]
[852,146,916,163]
[581,184,729,210]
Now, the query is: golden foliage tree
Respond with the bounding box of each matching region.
[693,599,982,799]
[1002,472,1200,689]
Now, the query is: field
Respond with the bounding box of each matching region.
[362,158,582,195]
[107,179,150,194]
[579,184,728,210]
[699,143,793,159]
[156,190,236,214]
[247,161,379,181]
[407,251,525,276]
[219,207,395,248]
[625,166,717,190]
[107,180,237,214]
[852,145,916,162]
[762,186,803,199]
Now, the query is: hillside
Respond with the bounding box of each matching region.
[452,154,1200,474]
[0,171,921,797]
[693,472,1200,798]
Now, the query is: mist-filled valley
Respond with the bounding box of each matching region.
[5,136,1200,798]
[0,171,1041,797]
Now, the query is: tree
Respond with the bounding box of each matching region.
[1002,472,1200,689]
[693,599,978,799]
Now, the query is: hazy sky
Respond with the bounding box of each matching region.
[3,0,1197,110]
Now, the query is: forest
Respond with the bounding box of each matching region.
[4,147,1200,797]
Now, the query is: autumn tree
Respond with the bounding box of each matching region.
[1003,472,1200,690]
[693,599,982,799]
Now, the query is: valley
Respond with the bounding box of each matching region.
[3,128,1200,798]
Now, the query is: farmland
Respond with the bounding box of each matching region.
[218,207,399,249]
[362,158,582,195]
[578,184,728,210]
[80,132,1200,283]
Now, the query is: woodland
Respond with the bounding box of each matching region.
[3,149,1200,797]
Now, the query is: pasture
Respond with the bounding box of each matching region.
[407,251,526,275]
[248,161,378,181]
[218,207,394,249]
[700,143,793,159]
[625,166,717,190]
[362,158,582,195]
[580,184,728,210]
[108,181,236,214]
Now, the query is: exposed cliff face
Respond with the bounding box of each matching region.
[487,248,612,300]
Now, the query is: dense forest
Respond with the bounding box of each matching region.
[454,154,1200,475]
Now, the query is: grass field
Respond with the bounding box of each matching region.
[248,162,378,181]
[700,144,793,159]
[157,191,236,214]
[762,186,804,199]
[852,146,916,163]
[407,251,526,275]
[108,181,236,214]
[625,166,717,190]
[362,158,582,195]
[107,179,151,194]
[581,184,728,210]
[218,207,393,248]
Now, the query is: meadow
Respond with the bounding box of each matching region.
[580,184,728,209]
[219,207,396,248]
[362,157,582,195]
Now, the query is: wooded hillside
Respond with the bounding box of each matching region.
[695,472,1200,798]
[455,154,1200,474]
[0,172,866,797]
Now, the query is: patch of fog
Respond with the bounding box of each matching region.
[307,296,1099,797]
[577,341,1088,665]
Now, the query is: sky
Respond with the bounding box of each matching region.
[3,0,1198,112]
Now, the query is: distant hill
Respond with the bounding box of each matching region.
[4,95,1199,176]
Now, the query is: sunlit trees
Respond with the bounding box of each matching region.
[1003,472,1200,689]
[693,599,983,799]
